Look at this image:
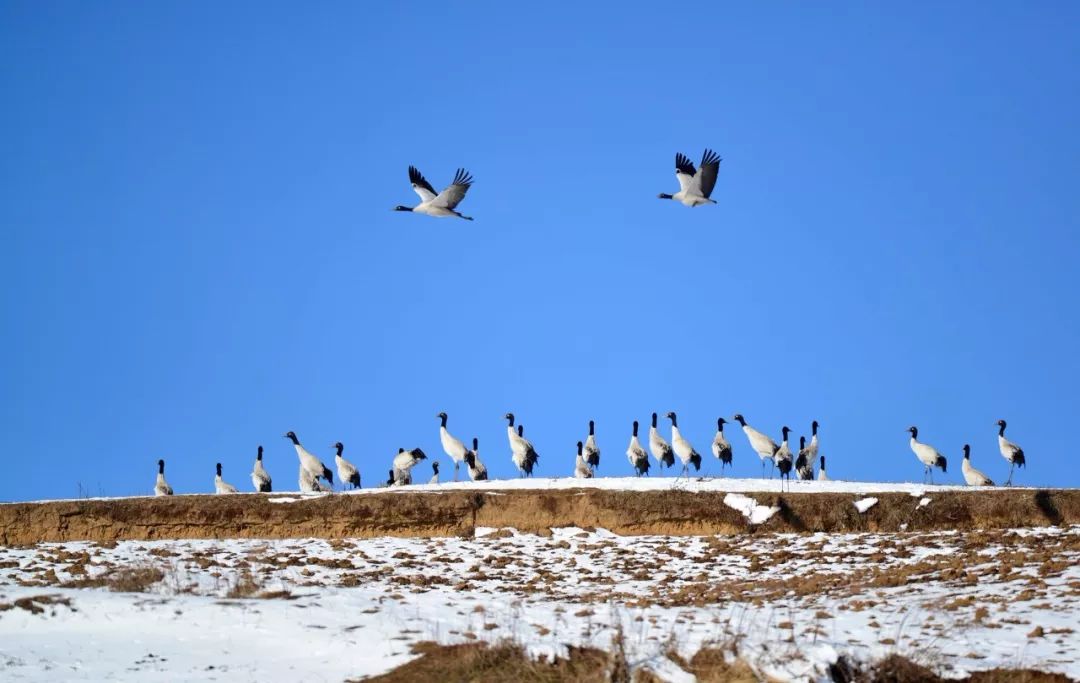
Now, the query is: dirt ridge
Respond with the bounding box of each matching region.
[1,488,1077,545]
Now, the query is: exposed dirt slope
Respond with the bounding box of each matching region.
[1,487,1077,544]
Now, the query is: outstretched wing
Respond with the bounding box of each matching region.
[690,148,721,198]
[431,168,473,209]
[674,152,695,193]
[409,166,438,203]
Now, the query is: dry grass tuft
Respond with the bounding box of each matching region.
[357,640,611,683]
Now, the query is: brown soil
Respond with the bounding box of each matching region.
[1,488,1077,545]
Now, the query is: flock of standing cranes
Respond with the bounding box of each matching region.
[150,413,1028,496]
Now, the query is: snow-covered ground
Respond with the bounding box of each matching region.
[1,525,1077,681]
[3,475,1056,506]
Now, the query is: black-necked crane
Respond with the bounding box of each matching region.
[465,438,488,481]
[961,444,994,486]
[574,441,594,479]
[583,420,600,470]
[774,427,793,489]
[733,414,778,478]
[996,420,1026,486]
[505,413,539,477]
[658,149,722,207]
[429,461,440,485]
[251,445,272,493]
[154,459,173,496]
[334,442,361,490]
[285,431,334,487]
[667,412,702,478]
[214,463,238,494]
[393,447,427,485]
[437,412,468,481]
[394,166,474,220]
[711,417,733,476]
[908,426,947,483]
[795,436,813,481]
[648,412,675,471]
[627,421,651,476]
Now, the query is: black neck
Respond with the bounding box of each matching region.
[632,422,639,437]
[998,424,1006,436]
[286,433,299,445]
[651,413,657,428]
[257,446,263,461]
[158,461,165,474]
[717,419,724,432]
[588,421,594,436]
[440,415,448,428]
[669,414,678,428]
[335,443,344,457]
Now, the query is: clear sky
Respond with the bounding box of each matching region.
[2,3,1078,501]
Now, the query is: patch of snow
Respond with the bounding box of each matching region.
[723,493,780,525]
[853,497,879,513]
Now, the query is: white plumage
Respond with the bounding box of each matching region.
[583,420,600,470]
[907,426,948,483]
[807,420,820,464]
[394,166,475,220]
[648,412,675,470]
[285,431,334,487]
[996,419,1026,486]
[626,421,650,476]
[154,459,173,496]
[299,464,327,493]
[333,442,361,489]
[505,413,539,477]
[733,414,779,477]
[250,445,272,493]
[214,463,238,494]
[667,412,702,477]
[392,447,427,485]
[464,438,488,481]
[574,441,594,479]
[437,412,469,481]
[961,444,994,486]
[711,417,733,475]
[658,149,722,207]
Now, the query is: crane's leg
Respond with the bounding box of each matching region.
[1006,462,1014,486]
[454,461,459,482]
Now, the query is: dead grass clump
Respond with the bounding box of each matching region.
[684,647,757,683]
[0,593,73,615]
[868,654,943,682]
[225,571,261,598]
[358,640,611,683]
[107,566,165,592]
[67,565,164,592]
[967,670,1074,683]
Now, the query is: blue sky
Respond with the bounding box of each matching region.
[2,3,1078,501]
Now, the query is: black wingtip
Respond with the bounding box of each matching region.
[701,148,722,166]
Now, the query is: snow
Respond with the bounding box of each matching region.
[723,493,780,525]
[853,497,879,513]
[1,526,1077,681]
[3,476,1060,506]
